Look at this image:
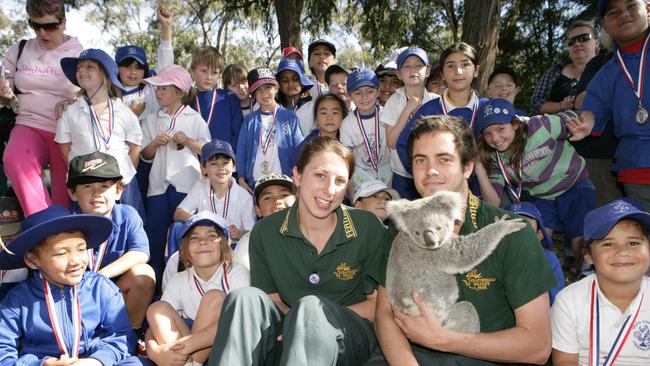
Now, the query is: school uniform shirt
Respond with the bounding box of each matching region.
[191,89,244,149]
[141,106,211,196]
[583,43,650,185]
[177,178,256,232]
[296,99,315,137]
[236,106,304,187]
[232,232,251,270]
[85,204,149,271]
[121,40,174,121]
[552,274,650,365]
[0,271,135,365]
[252,112,284,183]
[399,90,488,173]
[380,87,436,178]
[161,263,249,320]
[485,111,588,200]
[340,107,392,186]
[309,76,329,102]
[55,98,142,184]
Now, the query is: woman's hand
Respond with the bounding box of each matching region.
[0,79,14,105]
[558,96,575,111]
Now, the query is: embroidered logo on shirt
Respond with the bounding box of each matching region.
[462,269,496,291]
[633,320,650,351]
[333,262,360,281]
[282,122,291,136]
[342,207,357,239]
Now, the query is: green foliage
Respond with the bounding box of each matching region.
[0,7,29,56]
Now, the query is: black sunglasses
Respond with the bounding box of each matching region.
[28,19,61,32]
[567,33,593,46]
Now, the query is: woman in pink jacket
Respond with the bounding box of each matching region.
[0,0,83,214]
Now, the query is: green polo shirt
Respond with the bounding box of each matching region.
[249,202,390,307]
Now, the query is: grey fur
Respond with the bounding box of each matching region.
[385,191,526,332]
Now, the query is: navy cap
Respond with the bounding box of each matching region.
[584,199,650,241]
[180,211,230,240]
[347,68,379,93]
[61,49,125,91]
[201,139,235,164]
[474,98,516,134]
[506,202,553,249]
[115,45,150,76]
[308,39,336,58]
[276,59,314,92]
[396,46,429,69]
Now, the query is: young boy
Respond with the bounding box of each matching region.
[307,39,336,99]
[341,68,392,186]
[486,66,527,116]
[375,61,402,106]
[381,46,435,199]
[551,199,650,365]
[222,64,255,118]
[67,151,155,346]
[425,63,445,95]
[0,196,27,300]
[170,139,255,253]
[350,178,399,223]
[0,205,147,365]
[189,46,244,149]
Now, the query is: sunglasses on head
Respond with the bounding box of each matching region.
[28,19,61,32]
[568,33,593,46]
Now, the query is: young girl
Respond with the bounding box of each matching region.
[551,199,650,365]
[222,63,255,118]
[474,98,596,277]
[275,58,313,111]
[146,211,249,366]
[141,64,211,282]
[300,94,347,146]
[55,49,145,218]
[236,67,304,193]
[307,39,336,99]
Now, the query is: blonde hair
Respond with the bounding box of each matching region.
[178,225,232,269]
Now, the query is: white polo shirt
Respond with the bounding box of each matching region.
[141,106,211,196]
[55,98,142,184]
[552,274,650,365]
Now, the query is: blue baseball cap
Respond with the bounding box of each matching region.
[61,49,126,91]
[584,199,650,241]
[276,59,314,92]
[180,211,230,240]
[506,202,553,249]
[115,45,150,77]
[201,139,235,164]
[347,68,379,93]
[474,98,516,134]
[0,205,113,269]
[396,46,429,69]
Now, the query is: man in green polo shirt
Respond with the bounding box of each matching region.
[366,115,557,366]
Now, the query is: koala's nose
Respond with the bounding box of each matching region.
[423,229,437,248]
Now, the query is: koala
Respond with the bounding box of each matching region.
[385,191,526,332]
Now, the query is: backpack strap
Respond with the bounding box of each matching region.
[12,39,27,95]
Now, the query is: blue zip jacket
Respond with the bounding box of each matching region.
[192,89,244,151]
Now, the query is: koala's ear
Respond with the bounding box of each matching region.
[386,199,415,231]
[431,191,465,222]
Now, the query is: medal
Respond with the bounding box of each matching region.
[616,32,650,126]
[262,161,271,174]
[195,90,218,127]
[495,152,522,203]
[220,262,230,293]
[308,272,320,285]
[210,183,231,220]
[355,107,381,173]
[44,278,81,358]
[89,98,115,151]
[87,240,108,272]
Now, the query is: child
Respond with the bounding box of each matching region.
[146,211,249,365]
[381,46,435,199]
[222,63,255,118]
[66,152,155,341]
[474,98,596,277]
[0,196,27,300]
[141,64,211,282]
[56,49,145,218]
[236,67,304,193]
[486,66,527,116]
[350,178,399,223]
[341,68,392,186]
[307,39,336,99]
[115,5,174,121]
[170,140,255,253]
[282,46,304,61]
[275,58,313,111]
[506,201,565,304]
[551,198,650,365]
[186,47,244,149]
[0,205,146,365]
[425,63,445,95]
[299,94,347,149]
[375,61,402,106]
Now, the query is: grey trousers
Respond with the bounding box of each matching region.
[208,287,378,366]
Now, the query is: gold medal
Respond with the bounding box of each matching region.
[262,161,271,174]
[636,105,648,125]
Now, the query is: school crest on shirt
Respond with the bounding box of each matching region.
[282,122,292,136]
[462,269,496,291]
[333,262,360,281]
[633,320,650,351]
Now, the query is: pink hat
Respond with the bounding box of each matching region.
[144,64,193,93]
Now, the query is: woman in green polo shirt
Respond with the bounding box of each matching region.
[208,137,389,366]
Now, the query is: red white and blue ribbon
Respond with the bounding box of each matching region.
[259,106,279,156]
[195,90,218,127]
[193,262,230,296]
[89,99,115,151]
[589,279,645,366]
[210,183,231,220]
[193,274,205,296]
[615,32,650,106]
[441,91,479,129]
[87,241,108,272]
[164,105,187,135]
[355,107,381,172]
[495,152,522,202]
[44,278,81,358]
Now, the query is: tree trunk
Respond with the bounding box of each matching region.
[274,0,304,50]
[461,0,503,94]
